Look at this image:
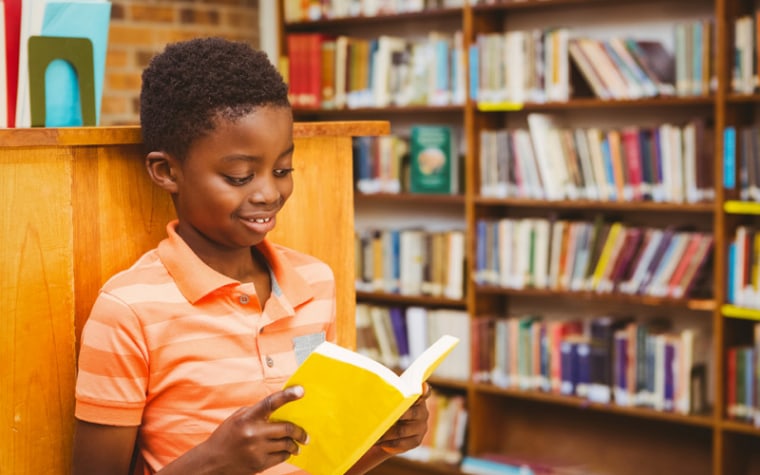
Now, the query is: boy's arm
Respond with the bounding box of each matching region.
[73,388,307,475]
[72,421,138,475]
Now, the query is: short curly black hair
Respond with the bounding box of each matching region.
[140,37,290,159]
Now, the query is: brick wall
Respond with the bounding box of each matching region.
[103,0,260,125]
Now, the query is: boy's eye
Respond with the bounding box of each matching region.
[274,168,295,178]
[224,175,253,186]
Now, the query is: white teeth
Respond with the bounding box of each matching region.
[250,217,271,224]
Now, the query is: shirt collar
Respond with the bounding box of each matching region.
[157,220,314,310]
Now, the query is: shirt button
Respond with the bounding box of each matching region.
[239,294,249,304]
[266,356,274,367]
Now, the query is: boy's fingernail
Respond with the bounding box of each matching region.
[304,434,310,445]
[291,385,304,397]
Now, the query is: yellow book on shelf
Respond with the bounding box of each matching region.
[270,334,460,475]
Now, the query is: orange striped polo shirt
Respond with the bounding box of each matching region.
[75,220,336,474]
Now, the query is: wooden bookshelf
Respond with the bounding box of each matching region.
[281,0,760,473]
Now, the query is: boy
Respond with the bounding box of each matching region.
[72,37,430,475]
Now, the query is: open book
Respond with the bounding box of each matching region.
[270,334,459,475]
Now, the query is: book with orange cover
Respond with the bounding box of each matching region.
[270,334,459,475]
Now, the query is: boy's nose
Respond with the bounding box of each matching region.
[249,176,280,203]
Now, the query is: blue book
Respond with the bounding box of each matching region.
[469,44,479,102]
[41,1,111,126]
[460,456,535,475]
[724,127,737,190]
[476,219,488,284]
[600,135,617,201]
[560,339,578,395]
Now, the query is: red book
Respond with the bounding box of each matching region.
[621,126,644,201]
[4,0,22,127]
[666,232,704,298]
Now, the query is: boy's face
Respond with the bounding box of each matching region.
[172,106,295,253]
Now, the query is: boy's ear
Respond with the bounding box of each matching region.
[145,151,179,193]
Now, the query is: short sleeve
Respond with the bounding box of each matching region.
[75,291,149,426]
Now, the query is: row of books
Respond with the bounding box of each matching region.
[400,390,468,465]
[355,227,466,300]
[283,0,466,23]
[284,31,466,109]
[474,217,714,299]
[724,125,760,202]
[726,226,760,309]
[355,303,471,380]
[479,114,714,203]
[471,21,711,106]
[726,323,760,426]
[471,315,710,415]
[354,125,461,195]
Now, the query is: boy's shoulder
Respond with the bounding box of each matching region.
[100,248,169,293]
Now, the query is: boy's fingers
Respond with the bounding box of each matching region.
[249,386,305,419]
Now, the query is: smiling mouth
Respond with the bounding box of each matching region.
[246,217,272,224]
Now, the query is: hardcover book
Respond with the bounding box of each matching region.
[409,125,457,194]
[270,334,459,475]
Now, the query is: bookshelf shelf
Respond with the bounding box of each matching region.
[726,93,760,104]
[475,285,716,311]
[283,7,463,30]
[724,200,760,215]
[721,419,760,436]
[293,105,465,117]
[473,383,715,428]
[476,96,714,112]
[470,0,664,12]
[355,291,467,309]
[357,192,465,206]
[474,197,715,213]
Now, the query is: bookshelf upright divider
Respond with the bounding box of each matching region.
[281,0,760,473]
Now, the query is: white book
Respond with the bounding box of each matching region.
[528,113,563,200]
[444,230,465,300]
[372,35,406,108]
[498,218,515,288]
[548,219,566,289]
[15,0,49,128]
[514,128,543,199]
[586,128,612,201]
[405,306,429,363]
[532,219,550,289]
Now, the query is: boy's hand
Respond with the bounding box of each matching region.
[375,382,432,455]
[198,386,308,474]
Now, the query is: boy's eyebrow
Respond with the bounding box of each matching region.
[221,143,295,163]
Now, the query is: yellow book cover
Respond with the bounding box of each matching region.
[270,334,459,475]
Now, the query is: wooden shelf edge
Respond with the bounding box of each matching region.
[284,6,463,30]
[475,197,715,212]
[475,96,713,111]
[357,192,465,205]
[722,419,760,436]
[475,285,716,311]
[473,383,715,428]
[356,290,467,308]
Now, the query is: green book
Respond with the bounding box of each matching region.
[409,125,455,194]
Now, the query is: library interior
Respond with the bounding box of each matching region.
[4,0,760,474]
